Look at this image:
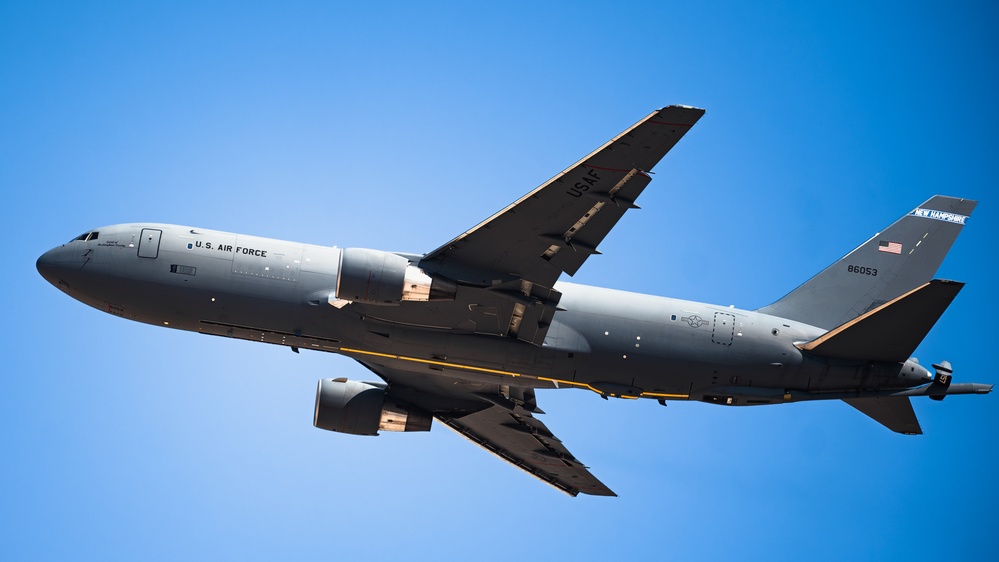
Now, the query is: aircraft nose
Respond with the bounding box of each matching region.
[36,248,59,284]
[36,245,88,287]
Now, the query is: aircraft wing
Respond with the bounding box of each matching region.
[354,105,703,345]
[437,405,616,497]
[421,105,705,289]
[359,361,615,497]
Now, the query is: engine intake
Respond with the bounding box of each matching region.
[335,247,456,305]
[313,378,432,435]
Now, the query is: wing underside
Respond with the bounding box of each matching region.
[422,105,705,289]
[361,361,615,497]
[438,406,615,497]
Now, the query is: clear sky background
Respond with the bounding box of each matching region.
[3,1,997,560]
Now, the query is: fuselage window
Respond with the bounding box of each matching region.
[87,231,99,241]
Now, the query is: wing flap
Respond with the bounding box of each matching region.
[545,171,653,276]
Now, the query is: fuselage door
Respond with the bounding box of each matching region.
[138,228,162,259]
[712,312,736,346]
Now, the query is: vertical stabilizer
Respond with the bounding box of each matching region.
[758,196,975,329]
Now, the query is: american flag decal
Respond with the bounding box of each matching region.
[878,241,902,254]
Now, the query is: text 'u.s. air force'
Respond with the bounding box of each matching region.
[189,241,267,257]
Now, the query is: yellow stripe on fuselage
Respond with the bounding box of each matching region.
[338,346,688,400]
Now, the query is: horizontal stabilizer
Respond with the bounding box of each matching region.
[797,279,963,362]
[843,397,922,434]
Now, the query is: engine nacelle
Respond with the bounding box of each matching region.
[313,378,432,435]
[334,247,456,306]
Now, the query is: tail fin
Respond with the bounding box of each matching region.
[757,196,976,329]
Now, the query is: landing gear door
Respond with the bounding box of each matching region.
[138,228,162,259]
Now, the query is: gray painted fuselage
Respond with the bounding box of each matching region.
[37,222,932,405]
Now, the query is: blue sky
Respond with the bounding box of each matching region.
[3,1,997,560]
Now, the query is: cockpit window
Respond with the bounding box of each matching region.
[70,231,100,242]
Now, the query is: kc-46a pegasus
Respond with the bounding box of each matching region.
[37,105,991,496]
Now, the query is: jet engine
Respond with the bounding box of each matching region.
[313,378,432,435]
[335,247,456,305]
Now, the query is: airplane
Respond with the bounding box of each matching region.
[36,105,992,497]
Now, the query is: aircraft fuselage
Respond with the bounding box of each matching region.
[37,222,933,406]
